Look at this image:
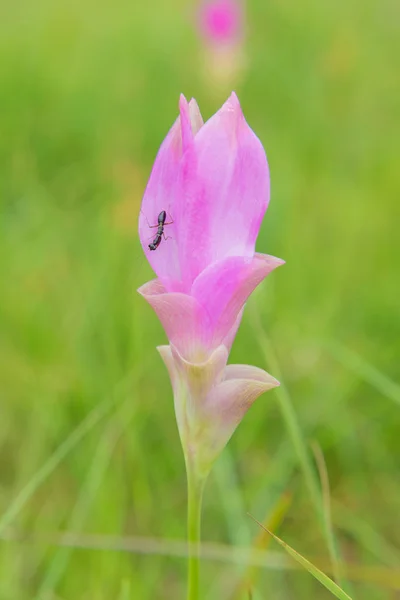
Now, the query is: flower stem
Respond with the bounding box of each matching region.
[186,462,205,600]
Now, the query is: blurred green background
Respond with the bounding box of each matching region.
[0,0,399,598]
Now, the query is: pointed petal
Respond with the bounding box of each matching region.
[179,94,195,152]
[223,363,279,385]
[189,98,204,135]
[139,120,182,283]
[176,92,270,287]
[200,363,279,465]
[139,96,203,287]
[207,363,279,429]
[191,253,284,348]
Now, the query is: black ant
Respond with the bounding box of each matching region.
[145,210,173,251]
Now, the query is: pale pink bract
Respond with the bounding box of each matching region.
[139,93,284,363]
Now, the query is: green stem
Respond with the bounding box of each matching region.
[186,462,205,600]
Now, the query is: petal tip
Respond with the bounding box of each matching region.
[259,373,280,390]
[269,376,280,388]
[179,93,188,107]
[156,344,170,355]
[229,90,240,106]
[137,279,166,298]
[188,97,204,134]
[179,94,194,149]
[225,90,242,115]
[179,94,190,119]
[256,254,286,270]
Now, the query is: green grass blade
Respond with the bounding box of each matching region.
[118,580,131,600]
[327,343,400,407]
[249,516,353,600]
[0,400,111,536]
[213,450,252,547]
[311,442,344,588]
[252,319,321,512]
[334,501,400,568]
[250,311,344,577]
[0,373,135,536]
[36,398,136,597]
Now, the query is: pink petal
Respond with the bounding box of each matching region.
[138,254,283,361]
[191,253,284,349]
[202,364,279,460]
[179,95,204,150]
[189,98,204,135]
[138,279,210,361]
[139,96,204,288]
[223,363,278,383]
[175,92,270,288]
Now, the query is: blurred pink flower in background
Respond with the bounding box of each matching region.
[198,0,243,44]
[138,93,283,475]
[195,0,246,89]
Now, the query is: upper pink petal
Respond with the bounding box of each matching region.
[191,253,284,349]
[175,92,270,289]
[139,96,203,288]
[188,98,204,135]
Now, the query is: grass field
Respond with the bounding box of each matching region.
[0,0,399,598]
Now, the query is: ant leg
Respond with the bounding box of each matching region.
[162,233,173,241]
[140,209,158,229]
[164,208,174,226]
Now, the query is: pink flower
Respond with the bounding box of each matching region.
[198,0,243,45]
[139,93,283,363]
[138,94,283,473]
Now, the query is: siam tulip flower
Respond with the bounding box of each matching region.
[138,93,284,600]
